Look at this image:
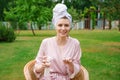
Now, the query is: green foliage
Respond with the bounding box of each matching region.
[4,0,53,24]
[82,6,97,29]
[9,22,17,30]
[2,0,120,22]
[90,6,97,29]
[0,22,16,42]
[2,0,120,31]
[68,6,79,20]
[97,0,120,20]
[4,0,54,33]
[0,0,13,21]
[18,22,28,30]
[69,0,92,11]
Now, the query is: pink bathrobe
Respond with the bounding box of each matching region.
[34,36,81,80]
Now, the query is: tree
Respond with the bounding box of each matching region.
[95,0,120,30]
[111,0,120,31]
[70,0,92,12]
[81,6,97,29]
[0,0,13,21]
[68,6,79,21]
[4,0,53,35]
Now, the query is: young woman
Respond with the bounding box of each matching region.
[34,3,82,80]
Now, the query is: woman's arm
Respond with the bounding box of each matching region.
[34,39,47,78]
[64,39,82,79]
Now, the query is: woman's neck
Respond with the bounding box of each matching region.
[56,36,68,46]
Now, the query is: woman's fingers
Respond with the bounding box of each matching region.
[45,62,50,67]
[63,57,73,64]
[42,56,47,60]
[42,56,51,67]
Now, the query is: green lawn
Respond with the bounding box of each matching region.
[0,30,120,80]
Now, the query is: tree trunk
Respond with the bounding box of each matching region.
[17,22,20,35]
[119,20,120,31]
[103,13,105,30]
[109,20,112,30]
[31,22,35,36]
[37,22,41,30]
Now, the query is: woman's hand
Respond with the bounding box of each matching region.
[63,58,74,73]
[41,56,50,68]
[35,56,50,73]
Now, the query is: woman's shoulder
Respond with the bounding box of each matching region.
[42,37,55,43]
[69,36,80,44]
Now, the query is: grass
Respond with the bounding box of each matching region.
[0,30,120,80]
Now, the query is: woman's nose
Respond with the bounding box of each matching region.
[61,26,65,30]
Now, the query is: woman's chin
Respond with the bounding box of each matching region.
[59,34,68,38]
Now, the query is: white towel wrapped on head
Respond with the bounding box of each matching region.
[52,3,72,26]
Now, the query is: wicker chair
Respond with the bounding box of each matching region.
[23,60,89,80]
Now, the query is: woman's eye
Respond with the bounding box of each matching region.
[58,24,62,27]
[57,24,69,27]
[65,24,69,27]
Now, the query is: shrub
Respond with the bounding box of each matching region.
[0,22,16,42]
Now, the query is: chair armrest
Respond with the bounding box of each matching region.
[71,65,89,80]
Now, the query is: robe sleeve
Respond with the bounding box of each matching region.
[67,40,82,79]
[33,39,47,78]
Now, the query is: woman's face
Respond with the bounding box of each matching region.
[55,18,70,38]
